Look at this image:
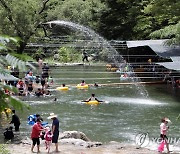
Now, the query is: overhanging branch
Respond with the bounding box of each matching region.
[39,0,50,14]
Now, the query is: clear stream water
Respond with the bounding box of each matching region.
[1,65,180,150]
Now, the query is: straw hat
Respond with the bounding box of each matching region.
[47,113,57,119]
[165,117,171,123]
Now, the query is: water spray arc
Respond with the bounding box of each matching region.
[43,20,148,97]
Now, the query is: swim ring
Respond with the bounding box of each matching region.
[85,100,100,105]
[76,84,89,89]
[111,68,118,71]
[28,114,48,126]
[56,87,69,91]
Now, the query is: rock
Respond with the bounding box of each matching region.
[59,131,103,148]
[60,138,102,148]
[59,131,91,141]
[21,136,31,145]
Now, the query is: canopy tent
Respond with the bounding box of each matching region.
[126,40,180,58]
[156,62,180,71]
[126,40,180,71]
[157,56,180,71]
[0,73,19,81]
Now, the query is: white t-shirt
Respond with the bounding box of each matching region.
[160,123,168,135]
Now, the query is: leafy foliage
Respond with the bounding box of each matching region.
[58,47,81,63]
[46,0,106,30]
[98,0,143,40]
[0,35,30,114]
[150,22,180,45]
[0,0,179,56]
[0,35,19,51]
[0,144,9,154]
[0,0,50,53]
[134,0,180,43]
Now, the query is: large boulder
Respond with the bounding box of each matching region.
[59,131,102,148]
[59,131,91,141]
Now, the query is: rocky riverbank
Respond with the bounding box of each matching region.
[7,141,159,154]
[5,130,180,153]
[4,131,162,154]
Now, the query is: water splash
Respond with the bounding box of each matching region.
[104,96,165,106]
[43,20,148,97]
[44,20,123,65]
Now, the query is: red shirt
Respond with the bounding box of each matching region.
[31,122,43,139]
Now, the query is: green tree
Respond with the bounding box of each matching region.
[0,36,29,114]
[134,0,180,44]
[0,0,51,53]
[98,0,143,40]
[46,0,106,31]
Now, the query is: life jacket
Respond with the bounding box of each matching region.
[45,131,52,141]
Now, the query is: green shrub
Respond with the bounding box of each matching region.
[0,144,9,154]
[58,47,81,63]
[11,53,34,61]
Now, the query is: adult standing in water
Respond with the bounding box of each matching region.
[38,58,43,74]
[48,113,59,152]
[42,63,50,79]
[10,109,20,131]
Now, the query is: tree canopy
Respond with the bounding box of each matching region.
[0,0,179,55]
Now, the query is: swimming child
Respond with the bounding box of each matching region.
[80,80,86,86]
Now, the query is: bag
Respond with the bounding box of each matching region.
[158,140,165,152]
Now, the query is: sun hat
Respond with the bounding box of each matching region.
[164,117,171,123]
[47,113,57,119]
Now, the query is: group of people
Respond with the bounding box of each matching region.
[6,109,173,153]
[31,113,59,153]
[3,109,59,153]
[3,61,53,97]
[3,109,20,140]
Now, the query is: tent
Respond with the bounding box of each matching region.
[126,40,180,58]
[126,40,180,71]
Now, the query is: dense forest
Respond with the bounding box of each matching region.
[0,0,179,54]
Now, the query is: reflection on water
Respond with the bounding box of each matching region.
[0,66,180,148]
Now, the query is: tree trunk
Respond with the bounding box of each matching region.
[16,41,27,54]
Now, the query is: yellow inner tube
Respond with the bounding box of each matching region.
[56,87,69,90]
[85,100,100,105]
[111,68,118,71]
[76,84,88,89]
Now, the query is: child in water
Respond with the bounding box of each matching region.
[80,80,86,86]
